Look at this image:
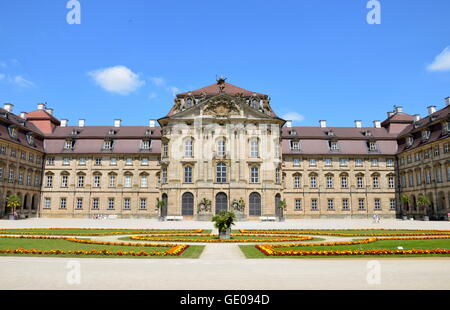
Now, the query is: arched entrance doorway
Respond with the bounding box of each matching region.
[215,193,228,215]
[275,194,283,218]
[249,192,261,217]
[161,193,168,217]
[182,192,194,216]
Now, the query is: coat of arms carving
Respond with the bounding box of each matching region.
[203,99,240,117]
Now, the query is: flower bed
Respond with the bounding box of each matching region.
[239,229,450,237]
[0,228,204,236]
[129,233,315,243]
[0,235,189,257]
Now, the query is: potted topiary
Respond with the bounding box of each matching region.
[197,198,212,221]
[400,194,411,220]
[231,198,246,221]
[417,194,432,221]
[212,211,236,240]
[6,195,21,220]
[155,198,166,221]
[277,199,287,222]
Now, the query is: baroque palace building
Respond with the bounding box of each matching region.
[0,79,449,220]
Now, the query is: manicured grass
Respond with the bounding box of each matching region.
[0,228,207,236]
[239,229,450,236]
[0,237,204,259]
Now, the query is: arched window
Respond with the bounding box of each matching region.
[215,193,228,215]
[216,162,227,183]
[249,192,261,216]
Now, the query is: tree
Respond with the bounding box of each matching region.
[278,198,287,210]
[400,194,411,214]
[155,198,166,210]
[231,198,245,212]
[417,195,431,214]
[212,211,236,236]
[6,195,21,214]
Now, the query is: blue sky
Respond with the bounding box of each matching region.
[0,0,449,127]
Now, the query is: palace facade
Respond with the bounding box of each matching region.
[1,80,449,220]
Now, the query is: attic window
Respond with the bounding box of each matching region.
[103,140,113,150]
[325,131,335,137]
[367,141,378,152]
[328,140,339,151]
[145,130,153,136]
[141,140,151,150]
[8,126,17,139]
[442,122,449,134]
[186,98,193,108]
[0,112,8,118]
[406,136,414,147]
[64,139,75,150]
[26,133,35,146]
[71,130,81,135]
[108,130,117,135]
[251,99,259,109]
[430,115,438,122]
[362,131,372,137]
[289,130,297,136]
[422,130,431,141]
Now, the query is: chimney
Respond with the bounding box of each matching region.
[114,119,122,128]
[60,119,69,127]
[355,120,362,128]
[373,120,381,128]
[387,111,395,118]
[445,97,450,106]
[427,106,436,115]
[286,120,292,128]
[3,103,13,112]
[319,120,327,128]
[395,106,403,113]
[149,119,156,128]
[414,114,421,122]
[20,112,28,119]
[37,103,46,110]
[78,119,85,128]
[45,108,54,115]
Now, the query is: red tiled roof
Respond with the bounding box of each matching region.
[177,83,267,98]
[27,110,61,125]
[282,126,398,139]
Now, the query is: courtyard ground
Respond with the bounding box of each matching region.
[0,218,449,290]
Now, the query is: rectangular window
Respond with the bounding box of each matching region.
[163,143,169,158]
[125,175,132,188]
[123,198,131,210]
[93,175,101,188]
[309,159,317,167]
[92,198,99,210]
[141,158,149,166]
[373,176,379,188]
[275,168,281,184]
[311,199,318,211]
[141,175,148,187]
[60,198,67,209]
[295,199,302,211]
[109,175,116,187]
[250,167,259,183]
[325,159,332,167]
[387,158,394,166]
[184,166,193,183]
[326,176,333,189]
[125,158,133,166]
[357,176,364,189]
[27,174,32,186]
[340,159,348,167]
[61,175,68,188]
[162,168,168,184]
[44,198,51,210]
[310,176,317,189]
[327,199,334,211]
[94,158,102,166]
[77,175,85,188]
[47,157,55,165]
[355,159,364,167]
[342,199,349,211]
[185,140,193,158]
[108,198,115,210]
[374,199,381,211]
[141,140,151,150]
[46,175,53,187]
[250,141,259,158]
[294,176,301,189]
[110,157,117,166]
[18,172,23,185]
[341,176,348,189]
[76,198,83,210]
[140,198,147,210]
[63,157,70,166]
[358,199,365,210]
[371,159,379,167]
[390,199,396,211]
[293,158,301,167]
[79,157,86,166]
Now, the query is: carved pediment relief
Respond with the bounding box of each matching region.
[203,99,240,117]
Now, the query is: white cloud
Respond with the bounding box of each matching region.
[149,76,180,97]
[427,47,450,71]
[89,66,145,95]
[282,112,305,122]
[148,92,157,100]
[10,75,35,88]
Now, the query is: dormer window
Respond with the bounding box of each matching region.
[145,130,153,136]
[362,131,372,137]
[367,141,378,152]
[406,136,414,147]
[422,130,431,141]
[8,126,17,139]
[71,129,81,135]
[328,140,339,151]
[186,98,193,108]
[26,133,35,146]
[289,130,297,136]
[103,140,113,150]
[325,131,335,137]
[290,140,300,151]
[251,99,259,109]
[141,140,151,150]
[64,139,75,150]
[108,130,117,135]
[442,122,449,134]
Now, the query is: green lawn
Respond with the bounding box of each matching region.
[0,228,209,236]
[119,235,325,243]
[0,237,204,259]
